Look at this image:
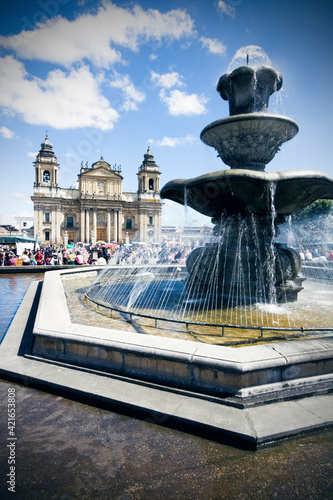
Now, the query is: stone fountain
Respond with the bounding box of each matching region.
[1,51,332,449]
[160,63,333,306]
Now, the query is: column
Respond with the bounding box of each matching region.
[140,211,146,242]
[80,209,85,242]
[35,207,40,239]
[156,212,162,243]
[117,209,122,243]
[93,209,97,239]
[85,209,90,243]
[107,210,111,242]
[113,209,118,242]
[56,206,61,244]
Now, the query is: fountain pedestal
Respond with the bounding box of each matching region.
[185,215,304,305]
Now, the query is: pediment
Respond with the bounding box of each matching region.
[80,167,122,180]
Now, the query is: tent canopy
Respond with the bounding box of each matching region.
[0,235,40,244]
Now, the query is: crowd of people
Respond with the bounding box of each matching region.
[0,241,196,267]
[299,247,333,262]
[1,240,333,268]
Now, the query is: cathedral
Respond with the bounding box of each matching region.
[31,135,162,245]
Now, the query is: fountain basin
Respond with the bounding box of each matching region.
[161,169,333,219]
[31,269,333,401]
[200,114,298,170]
[1,267,332,448]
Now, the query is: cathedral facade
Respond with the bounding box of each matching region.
[31,136,162,245]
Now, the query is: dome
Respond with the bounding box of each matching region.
[144,145,154,161]
[37,134,57,160]
[70,181,79,190]
[41,134,53,149]
[138,145,160,173]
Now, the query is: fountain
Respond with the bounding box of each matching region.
[85,48,333,332]
[2,48,333,448]
[160,54,333,310]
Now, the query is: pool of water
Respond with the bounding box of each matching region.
[0,274,42,342]
[62,272,333,346]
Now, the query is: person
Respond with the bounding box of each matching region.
[305,250,313,261]
[52,251,59,265]
[68,251,76,264]
[5,252,17,266]
[102,246,110,264]
[62,249,69,265]
[97,250,106,265]
[35,250,44,265]
[0,248,4,266]
[21,251,31,265]
[75,251,83,265]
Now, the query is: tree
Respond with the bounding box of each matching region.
[292,199,332,221]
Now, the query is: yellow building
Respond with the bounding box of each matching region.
[31,135,162,245]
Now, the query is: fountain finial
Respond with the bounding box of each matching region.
[217,65,282,116]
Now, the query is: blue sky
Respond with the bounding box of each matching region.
[0,0,332,227]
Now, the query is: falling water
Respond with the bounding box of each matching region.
[85,195,303,331]
[183,186,190,232]
[227,45,271,72]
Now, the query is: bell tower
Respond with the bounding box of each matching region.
[34,134,59,187]
[137,145,161,199]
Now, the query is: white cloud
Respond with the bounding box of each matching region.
[159,89,208,116]
[13,192,27,198]
[27,151,37,158]
[149,53,158,61]
[149,135,197,147]
[200,37,227,55]
[150,70,184,89]
[218,1,236,18]
[110,73,145,111]
[0,3,195,68]
[0,56,119,130]
[0,126,16,139]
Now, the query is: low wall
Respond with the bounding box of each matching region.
[0,264,91,274]
[31,268,333,404]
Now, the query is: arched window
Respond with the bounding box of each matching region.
[43,170,50,183]
[148,178,154,190]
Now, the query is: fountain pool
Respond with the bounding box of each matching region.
[62,268,333,346]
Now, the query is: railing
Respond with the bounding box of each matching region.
[84,293,332,340]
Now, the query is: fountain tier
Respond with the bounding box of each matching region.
[200,114,298,171]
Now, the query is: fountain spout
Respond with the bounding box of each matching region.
[217,65,283,116]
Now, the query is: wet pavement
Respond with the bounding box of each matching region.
[0,379,332,500]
